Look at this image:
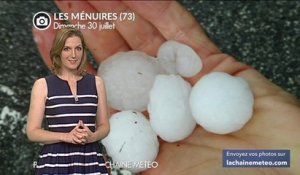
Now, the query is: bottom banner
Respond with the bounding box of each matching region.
[223,149,290,168]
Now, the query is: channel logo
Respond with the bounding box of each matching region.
[32,11,51,30]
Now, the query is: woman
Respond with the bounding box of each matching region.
[27,27,110,175]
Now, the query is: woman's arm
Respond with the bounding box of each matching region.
[26,78,81,144]
[87,76,110,143]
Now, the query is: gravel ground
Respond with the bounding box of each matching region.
[0,1,299,174]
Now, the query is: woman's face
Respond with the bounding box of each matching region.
[60,36,83,73]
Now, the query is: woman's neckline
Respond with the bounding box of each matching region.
[55,74,85,82]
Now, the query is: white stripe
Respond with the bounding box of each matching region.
[48,123,95,128]
[47,95,97,100]
[46,103,97,109]
[99,163,106,166]
[36,162,100,168]
[47,95,74,100]
[39,152,102,158]
[46,113,96,118]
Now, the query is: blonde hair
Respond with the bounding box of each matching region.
[50,27,87,75]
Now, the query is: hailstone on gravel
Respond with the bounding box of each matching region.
[148,74,196,142]
[97,51,161,112]
[102,110,159,173]
[157,40,202,77]
[190,72,254,134]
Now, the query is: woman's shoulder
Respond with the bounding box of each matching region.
[31,77,47,96]
[32,77,47,90]
[35,74,56,86]
[84,73,103,83]
[85,73,98,78]
[34,77,47,86]
[94,74,104,84]
[94,75,105,92]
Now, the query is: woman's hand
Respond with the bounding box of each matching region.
[76,120,95,144]
[61,120,87,145]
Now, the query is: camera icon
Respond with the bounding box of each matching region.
[33,12,51,30]
[36,16,48,26]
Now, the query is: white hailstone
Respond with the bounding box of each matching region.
[190,72,254,134]
[97,51,161,112]
[148,74,196,142]
[157,40,203,77]
[102,111,159,173]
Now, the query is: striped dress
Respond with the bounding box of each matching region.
[35,74,109,175]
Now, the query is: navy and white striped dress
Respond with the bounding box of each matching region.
[35,74,109,175]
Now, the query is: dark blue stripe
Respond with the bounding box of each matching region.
[47,115,96,125]
[46,96,97,106]
[48,126,96,133]
[45,106,97,116]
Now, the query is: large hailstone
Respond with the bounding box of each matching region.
[102,111,159,173]
[190,72,254,134]
[157,40,202,77]
[97,51,161,112]
[148,74,196,142]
